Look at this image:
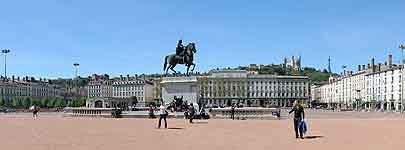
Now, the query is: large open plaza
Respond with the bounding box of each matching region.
[1,1,405,150]
[1,111,404,150]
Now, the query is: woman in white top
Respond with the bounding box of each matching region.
[158,102,168,128]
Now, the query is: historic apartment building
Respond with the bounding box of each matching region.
[314,54,404,111]
[87,74,113,98]
[86,74,154,107]
[198,70,310,107]
[0,76,64,101]
[112,77,154,105]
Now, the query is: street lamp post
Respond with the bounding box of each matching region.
[1,49,11,78]
[356,90,361,111]
[72,63,80,102]
[73,63,80,78]
[342,65,346,110]
[400,44,405,113]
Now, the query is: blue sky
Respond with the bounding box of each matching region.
[0,0,404,78]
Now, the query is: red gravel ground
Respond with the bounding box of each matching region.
[1,115,405,150]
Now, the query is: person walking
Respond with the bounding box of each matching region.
[148,104,155,119]
[189,103,196,123]
[231,104,235,120]
[289,100,305,139]
[157,102,168,129]
[30,105,39,118]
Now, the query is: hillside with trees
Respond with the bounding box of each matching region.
[225,64,334,84]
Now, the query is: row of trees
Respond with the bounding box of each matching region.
[51,77,89,88]
[0,97,87,109]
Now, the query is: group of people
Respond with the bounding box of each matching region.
[152,99,307,139]
[153,101,199,129]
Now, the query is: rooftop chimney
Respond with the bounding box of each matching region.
[378,63,382,72]
[120,75,123,80]
[12,75,14,82]
[358,65,361,71]
[127,74,130,81]
[362,65,366,70]
[388,54,393,68]
[371,58,375,72]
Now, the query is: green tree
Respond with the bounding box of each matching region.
[31,98,41,106]
[67,100,76,107]
[11,99,17,108]
[41,98,49,108]
[3,99,9,107]
[0,99,4,107]
[47,98,56,108]
[12,98,23,108]
[61,99,67,107]
[54,98,63,108]
[78,97,87,107]
[69,98,84,107]
[23,97,32,108]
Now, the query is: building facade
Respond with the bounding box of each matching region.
[86,74,154,107]
[315,54,404,111]
[112,78,154,106]
[365,65,402,111]
[199,70,310,107]
[0,76,64,101]
[87,74,112,98]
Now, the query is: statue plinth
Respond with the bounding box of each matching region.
[160,76,199,107]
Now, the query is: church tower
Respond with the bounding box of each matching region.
[328,56,332,73]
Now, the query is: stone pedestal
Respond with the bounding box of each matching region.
[161,76,199,107]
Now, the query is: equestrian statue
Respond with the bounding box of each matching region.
[163,40,197,75]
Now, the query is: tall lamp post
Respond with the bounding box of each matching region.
[73,63,80,78]
[72,63,80,102]
[1,49,11,78]
[400,44,405,113]
[342,65,347,110]
[356,90,361,111]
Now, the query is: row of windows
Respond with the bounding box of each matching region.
[366,94,401,101]
[113,86,144,91]
[248,92,306,97]
[0,89,60,97]
[205,99,289,105]
[113,91,144,97]
[204,92,307,98]
[367,85,402,93]
[205,81,307,85]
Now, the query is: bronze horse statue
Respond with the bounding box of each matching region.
[163,43,196,75]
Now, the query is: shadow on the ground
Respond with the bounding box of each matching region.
[192,121,208,124]
[304,135,324,139]
[167,127,184,130]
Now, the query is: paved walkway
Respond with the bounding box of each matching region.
[1,113,405,150]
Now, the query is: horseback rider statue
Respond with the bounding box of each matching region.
[163,39,197,75]
[176,40,186,63]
